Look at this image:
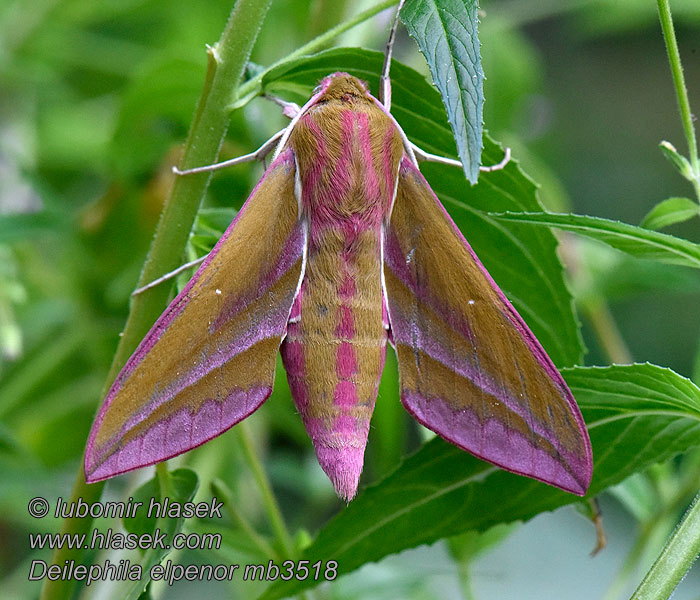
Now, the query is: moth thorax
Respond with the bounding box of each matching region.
[317,75,371,104]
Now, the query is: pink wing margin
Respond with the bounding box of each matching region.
[383,157,592,495]
[85,149,306,482]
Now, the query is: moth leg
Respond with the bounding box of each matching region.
[264,94,301,119]
[141,129,288,295]
[173,128,286,176]
[411,142,512,172]
[480,147,512,172]
[379,0,406,111]
[131,256,206,296]
[588,498,607,556]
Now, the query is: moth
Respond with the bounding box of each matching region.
[85,45,592,505]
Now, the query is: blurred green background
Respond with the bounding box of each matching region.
[1,0,700,598]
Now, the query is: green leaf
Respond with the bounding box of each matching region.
[494,211,700,268]
[573,239,700,302]
[447,522,519,563]
[260,364,700,599]
[190,207,238,254]
[123,468,198,535]
[400,0,483,183]
[122,468,198,600]
[196,207,238,234]
[262,47,582,367]
[659,141,695,181]
[640,197,698,230]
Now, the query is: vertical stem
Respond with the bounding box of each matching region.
[155,462,171,498]
[584,299,633,365]
[39,470,105,600]
[455,560,477,600]
[112,0,274,383]
[562,235,633,365]
[630,492,700,600]
[211,479,280,559]
[634,9,700,596]
[40,2,273,599]
[236,421,295,557]
[656,0,700,200]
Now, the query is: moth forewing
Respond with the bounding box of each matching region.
[84,150,305,483]
[384,156,592,495]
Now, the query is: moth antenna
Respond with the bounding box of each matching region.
[264,94,301,119]
[379,0,406,111]
[131,256,206,296]
[411,143,512,172]
[479,147,511,172]
[173,129,285,176]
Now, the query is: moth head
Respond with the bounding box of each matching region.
[313,72,372,105]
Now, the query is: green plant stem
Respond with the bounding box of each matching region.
[584,299,633,365]
[630,492,700,600]
[212,479,279,559]
[156,461,171,498]
[656,0,700,201]
[606,455,700,599]
[455,560,476,600]
[39,470,105,600]
[563,233,633,365]
[232,0,398,108]
[236,421,295,558]
[40,2,273,599]
[113,0,273,379]
[604,514,673,600]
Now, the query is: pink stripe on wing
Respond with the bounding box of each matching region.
[403,391,589,495]
[86,385,271,482]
